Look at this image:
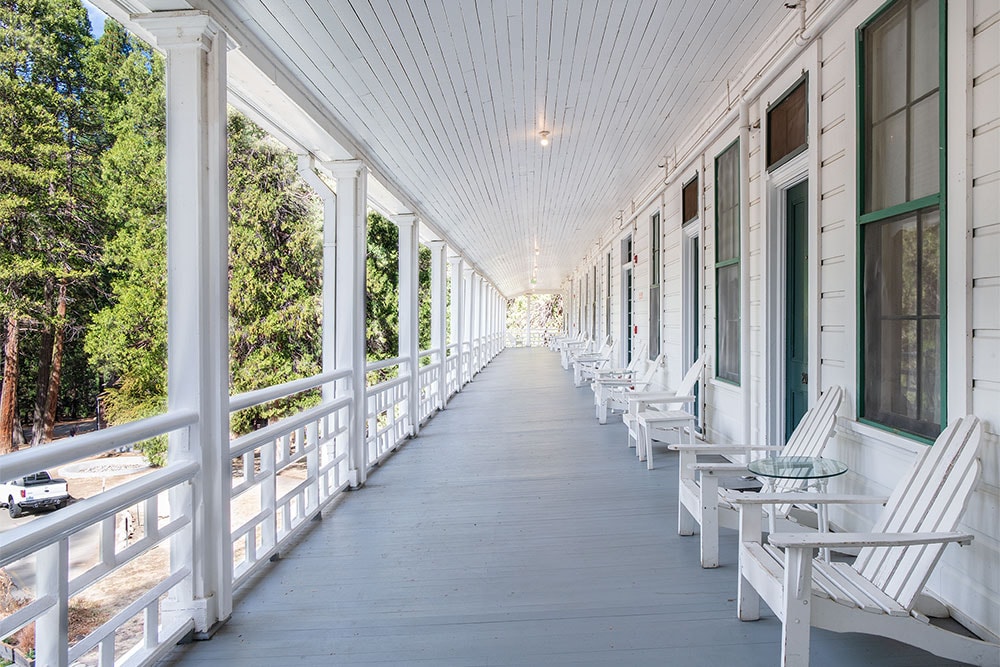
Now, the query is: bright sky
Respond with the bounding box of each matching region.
[83,0,106,37]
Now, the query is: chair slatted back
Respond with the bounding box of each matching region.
[853,416,983,610]
[633,353,666,388]
[674,354,705,399]
[772,387,844,508]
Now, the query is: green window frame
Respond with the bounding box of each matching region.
[857,0,947,442]
[606,251,612,338]
[650,211,661,360]
[715,139,740,384]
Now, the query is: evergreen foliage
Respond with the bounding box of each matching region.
[1,3,438,462]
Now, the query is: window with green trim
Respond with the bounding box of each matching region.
[606,251,612,338]
[715,140,740,384]
[859,0,945,440]
[650,211,661,359]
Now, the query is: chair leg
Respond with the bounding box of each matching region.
[780,548,813,667]
[699,474,719,568]
[738,506,761,621]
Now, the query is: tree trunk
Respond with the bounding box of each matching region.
[0,316,20,454]
[32,327,54,446]
[32,279,55,446]
[41,280,67,443]
[12,413,26,447]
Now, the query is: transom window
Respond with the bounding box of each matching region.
[858,0,945,440]
[767,75,808,170]
[715,140,740,384]
[682,175,698,224]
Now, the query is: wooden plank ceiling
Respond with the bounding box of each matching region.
[216,0,792,296]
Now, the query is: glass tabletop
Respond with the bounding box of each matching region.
[747,456,848,480]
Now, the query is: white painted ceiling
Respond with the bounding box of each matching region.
[196,1,795,295]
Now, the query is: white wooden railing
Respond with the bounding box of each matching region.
[365,356,411,464]
[227,369,353,589]
[417,350,442,424]
[0,412,199,666]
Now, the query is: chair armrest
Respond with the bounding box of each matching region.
[730,493,889,506]
[768,531,974,550]
[596,378,634,387]
[690,462,751,474]
[667,444,785,454]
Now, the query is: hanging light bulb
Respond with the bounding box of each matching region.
[539,130,550,147]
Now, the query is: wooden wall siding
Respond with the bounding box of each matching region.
[944,0,1000,642]
[568,0,999,643]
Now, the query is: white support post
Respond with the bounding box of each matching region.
[468,271,480,379]
[394,213,420,435]
[296,157,337,404]
[327,160,368,487]
[137,10,231,633]
[428,241,447,409]
[449,256,465,387]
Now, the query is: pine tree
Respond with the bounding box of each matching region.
[0,0,96,452]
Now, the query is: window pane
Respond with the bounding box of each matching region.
[683,178,698,223]
[920,209,940,315]
[870,110,907,210]
[909,92,940,200]
[910,0,939,101]
[716,143,739,261]
[717,263,740,383]
[869,2,908,121]
[767,79,807,168]
[862,207,941,438]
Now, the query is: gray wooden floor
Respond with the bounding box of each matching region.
[160,348,965,666]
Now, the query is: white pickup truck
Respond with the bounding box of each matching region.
[1,471,70,518]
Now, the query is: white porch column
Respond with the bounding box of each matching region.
[136,10,231,633]
[296,157,337,403]
[468,271,481,379]
[394,214,420,434]
[327,160,368,487]
[428,241,447,409]
[448,256,465,387]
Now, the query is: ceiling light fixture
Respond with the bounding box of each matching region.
[539,130,550,147]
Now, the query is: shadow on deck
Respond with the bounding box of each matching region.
[160,347,964,666]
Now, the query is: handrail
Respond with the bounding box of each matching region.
[418,348,438,359]
[229,369,352,412]
[229,396,353,458]
[0,410,198,481]
[0,461,199,565]
[419,360,442,373]
[365,355,409,372]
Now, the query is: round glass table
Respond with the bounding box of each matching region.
[747,456,848,562]
[747,455,848,480]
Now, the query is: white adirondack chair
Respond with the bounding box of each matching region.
[591,342,646,383]
[572,338,615,387]
[550,331,581,352]
[667,385,843,568]
[593,352,665,425]
[624,354,704,457]
[560,335,592,369]
[734,415,999,667]
[565,335,610,375]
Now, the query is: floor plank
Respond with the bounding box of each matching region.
[160,348,966,666]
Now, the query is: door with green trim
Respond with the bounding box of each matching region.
[785,180,809,440]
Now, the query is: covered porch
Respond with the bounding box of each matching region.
[159,348,961,666]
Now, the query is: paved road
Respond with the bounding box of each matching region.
[1,506,101,594]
